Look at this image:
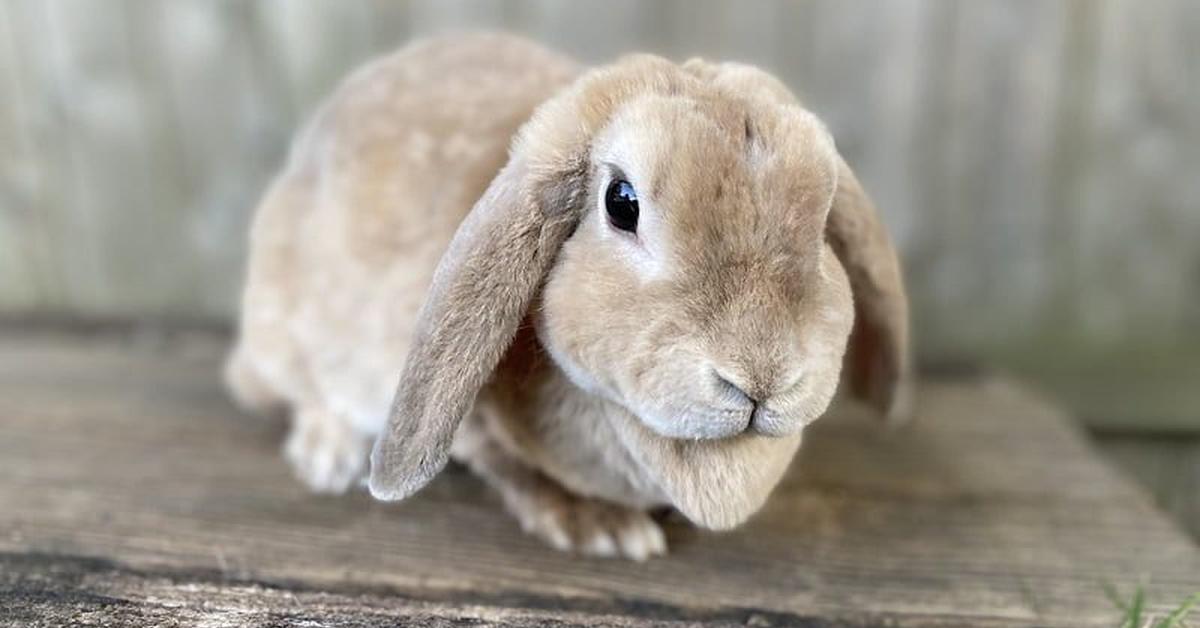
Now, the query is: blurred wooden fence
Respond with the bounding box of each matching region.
[1,0,1198,428]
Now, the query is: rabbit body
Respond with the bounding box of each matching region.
[228,33,909,559]
[228,34,672,554]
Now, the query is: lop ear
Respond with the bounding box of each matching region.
[368,154,586,501]
[827,157,913,422]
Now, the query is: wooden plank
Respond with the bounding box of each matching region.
[0,1,39,310]
[28,0,145,314]
[0,553,1027,628]
[0,0,75,312]
[0,328,1196,626]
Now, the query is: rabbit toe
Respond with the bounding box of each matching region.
[517,494,667,561]
[284,408,369,494]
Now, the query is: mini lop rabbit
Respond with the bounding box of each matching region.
[227,33,910,559]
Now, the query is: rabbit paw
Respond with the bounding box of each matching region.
[514,492,667,561]
[284,407,369,494]
[223,348,285,416]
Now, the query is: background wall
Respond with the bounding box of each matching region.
[1,0,1198,434]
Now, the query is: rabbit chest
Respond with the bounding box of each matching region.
[468,325,671,509]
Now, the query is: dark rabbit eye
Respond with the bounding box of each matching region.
[604,179,639,233]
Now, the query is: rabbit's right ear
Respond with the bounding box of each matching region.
[368,151,587,502]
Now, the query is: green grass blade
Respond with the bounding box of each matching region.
[1126,586,1146,628]
[1154,592,1200,628]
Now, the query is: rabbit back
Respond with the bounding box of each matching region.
[230,33,578,434]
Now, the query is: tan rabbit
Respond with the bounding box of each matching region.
[226,32,910,560]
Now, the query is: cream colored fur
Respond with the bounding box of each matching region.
[227,33,911,559]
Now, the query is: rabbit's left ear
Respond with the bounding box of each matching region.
[827,157,913,422]
[368,153,586,501]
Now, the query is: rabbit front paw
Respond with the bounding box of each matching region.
[284,406,369,494]
[513,492,667,561]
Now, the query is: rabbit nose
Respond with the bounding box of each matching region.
[712,369,760,406]
[713,364,804,405]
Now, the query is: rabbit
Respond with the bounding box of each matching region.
[225,32,911,560]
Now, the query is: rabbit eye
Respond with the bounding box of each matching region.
[604,179,639,233]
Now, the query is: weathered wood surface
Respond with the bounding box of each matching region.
[0,328,1197,627]
[2,0,1199,431]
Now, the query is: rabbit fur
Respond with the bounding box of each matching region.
[226,32,911,560]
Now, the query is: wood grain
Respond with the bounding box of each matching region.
[0,328,1196,626]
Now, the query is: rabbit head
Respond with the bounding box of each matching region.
[369,54,910,503]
